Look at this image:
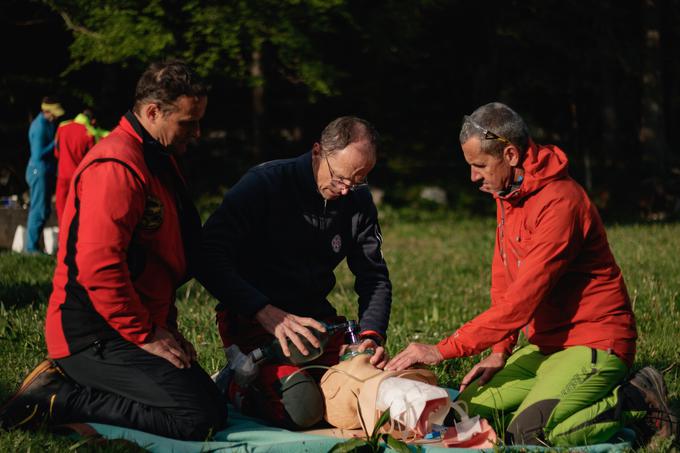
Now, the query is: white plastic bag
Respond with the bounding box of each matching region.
[376,376,451,435]
[449,401,482,441]
[441,400,498,448]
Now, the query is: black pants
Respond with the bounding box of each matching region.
[55,337,228,440]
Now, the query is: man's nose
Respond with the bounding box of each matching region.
[470,168,482,182]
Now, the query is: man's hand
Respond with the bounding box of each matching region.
[459,352,507,392]
[340,338,389,369]
[254,304,326,357]
[171,329,198,363]
[140,326,192,369]
[384,342,443,371]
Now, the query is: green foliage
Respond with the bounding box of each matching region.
[45,0,351,97]
[329,437,373,453]
[185,0,348,96]
[4,0,679,217]
[330,408,413,453]
[46,0,175,69]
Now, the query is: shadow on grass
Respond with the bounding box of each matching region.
[0,281,53,309]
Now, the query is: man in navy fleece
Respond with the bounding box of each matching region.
[198,116,392,429]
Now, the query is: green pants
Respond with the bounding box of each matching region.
[458,345,645,446]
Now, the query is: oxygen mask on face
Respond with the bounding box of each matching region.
[339,320,375,361]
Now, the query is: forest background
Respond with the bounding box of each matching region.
[1,0,679,220]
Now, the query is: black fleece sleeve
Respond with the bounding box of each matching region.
[346,191,392,340]
[196,170,271,317]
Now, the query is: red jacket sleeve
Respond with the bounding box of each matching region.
[74,161,153,344]
[436,197,585,359]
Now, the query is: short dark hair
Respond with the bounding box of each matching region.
[133,60,208,114]
[459,102,530,158]
[320,116,379,157]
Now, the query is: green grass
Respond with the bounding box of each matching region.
[0,212,678,451]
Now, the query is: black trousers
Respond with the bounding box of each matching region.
[55,337,228,440]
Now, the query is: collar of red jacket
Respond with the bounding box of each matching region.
[116,111,185,182]
[496,138,570,203]
[118,113,143,144]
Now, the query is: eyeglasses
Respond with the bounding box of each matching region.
[463,115,512,145]
[324,154,368,191]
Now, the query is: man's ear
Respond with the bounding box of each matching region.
[142,103,161,124]
[312,142,322,157]
[503,145,521,167]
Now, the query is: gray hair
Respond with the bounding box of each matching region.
[320,116,378,158]
[459,102,530,158]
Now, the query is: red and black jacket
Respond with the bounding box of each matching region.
[45,112,201,359]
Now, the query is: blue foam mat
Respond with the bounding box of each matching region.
[86,408,634,453]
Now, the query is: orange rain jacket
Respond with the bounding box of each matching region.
[436,142,637,367]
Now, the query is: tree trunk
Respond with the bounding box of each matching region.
[639,0,669,174]
[250,49,264,160]
[599,39,619,197]
[569,101,591,193]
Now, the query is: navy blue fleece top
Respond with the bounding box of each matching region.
[198,152,392,338]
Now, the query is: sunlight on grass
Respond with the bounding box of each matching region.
[0,215,678,451]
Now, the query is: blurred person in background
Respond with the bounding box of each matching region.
[54,107,109,223]
[25,96,64,253]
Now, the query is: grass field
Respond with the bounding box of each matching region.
[0,210,678,451]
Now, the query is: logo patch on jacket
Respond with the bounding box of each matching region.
[331,234,342,253]
[139,195,164,230]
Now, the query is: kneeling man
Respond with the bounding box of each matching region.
[1,61,227,440]
[198,116,392,429]
[387,102,677,447]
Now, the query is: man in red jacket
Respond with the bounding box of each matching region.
[386,102,677,447]
[0,61,227,440]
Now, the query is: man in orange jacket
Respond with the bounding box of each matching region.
[386,102,677,447]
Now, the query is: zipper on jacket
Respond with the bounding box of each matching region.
[499,202,507,266]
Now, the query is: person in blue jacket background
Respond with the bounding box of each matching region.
[25,96,64,253]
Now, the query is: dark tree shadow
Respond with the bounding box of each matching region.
[0,281,53,309]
